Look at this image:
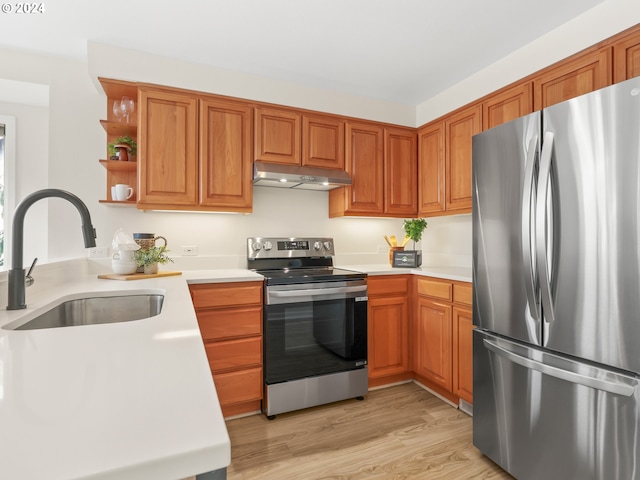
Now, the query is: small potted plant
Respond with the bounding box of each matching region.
[134,245,174,274]
[402,218,428,266]
[108,135,137,162]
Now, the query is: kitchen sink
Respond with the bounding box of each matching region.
[3,294,164,330]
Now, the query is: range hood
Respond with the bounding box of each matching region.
[253,161,352,191]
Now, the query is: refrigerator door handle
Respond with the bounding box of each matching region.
[536,131,555,326]
[521,135,540,322]
[483,338,635,397]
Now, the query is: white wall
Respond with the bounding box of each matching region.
[416,0,640,124]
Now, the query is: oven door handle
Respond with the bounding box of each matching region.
[269,285,368,298]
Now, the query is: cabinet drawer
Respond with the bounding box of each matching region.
[190,282,262,309]
[453,283,473,307]
[368,275,409,296]
[206,337,262,372]
[197,306,262,341]
[416,277,452,301]
[214,367,263,406]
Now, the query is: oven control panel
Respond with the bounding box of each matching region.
[247,237,335,259]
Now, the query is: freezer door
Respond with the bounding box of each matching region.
[541,77,640,373]
[474,330,640,480]
[472,112,542,344]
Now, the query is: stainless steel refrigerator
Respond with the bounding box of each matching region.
[472,77,640,480]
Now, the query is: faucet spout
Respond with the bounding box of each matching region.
[7,189,97,310]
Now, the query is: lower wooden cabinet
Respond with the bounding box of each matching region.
[367,275,411,387]
[413,276,474,404]
[189,281,263,417]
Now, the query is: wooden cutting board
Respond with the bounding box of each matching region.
[98,271,182,281]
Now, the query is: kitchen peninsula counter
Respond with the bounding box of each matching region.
[0,263,262,480]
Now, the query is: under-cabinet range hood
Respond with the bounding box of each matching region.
[253,161,352,191]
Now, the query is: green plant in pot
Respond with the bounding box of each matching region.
[108,135,137,162]
[402,218,428,266]
[134,245,173,274]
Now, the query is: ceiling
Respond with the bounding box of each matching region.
[0,0,605,105]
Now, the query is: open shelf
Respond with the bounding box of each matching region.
[99,159,137,171]
[100,120,137,137]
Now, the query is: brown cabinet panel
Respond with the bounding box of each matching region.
[445,104,481,212]
[368,295,410,379]
[189,282,263,309]
[214,367,263,406]
[138,88,198,206]
[453,307,474,404]
[483,82,533,130]
[329,122,384,216]
[384,127,418,216]
[199,98,253,211]
[414,297,453,391]
[533,48,612,110]
[368,275,409,296]
[254,107,301,165]
[302,114,345,169]
[416,277,452,301]
[614,29,640,82]
[206,337,262,373]
[196,306,262,341]
[418,121,446,215]
[453,283,473,307]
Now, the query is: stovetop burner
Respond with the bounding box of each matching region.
[246,237,365,285]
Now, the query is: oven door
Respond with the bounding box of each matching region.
[264,279,368,385]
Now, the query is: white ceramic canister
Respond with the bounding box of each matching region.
[111,250,137,275]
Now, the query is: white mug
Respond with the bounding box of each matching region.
[113,184,134,201]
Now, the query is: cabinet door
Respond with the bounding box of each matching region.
[418,121,446,215]
[384,127,418,216]
[329,121,384,216]
[302,114,345,169]
[483,82,533,130]
[199,98,253,212]
[453,306,474,404]
[138,88,198,207]
[445,104,481,212]
[368,295,409,379]
[533,48,612,110]
[414,297,452,391]
[254,107,301,165]
[614,28,640,83]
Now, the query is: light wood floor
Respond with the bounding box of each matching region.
[224,382,513,479]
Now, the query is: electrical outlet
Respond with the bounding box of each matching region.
[180,245,198,256]
[376,245,388,254]
[88,247,109,258]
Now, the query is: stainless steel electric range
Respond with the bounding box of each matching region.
[247,237,368,418]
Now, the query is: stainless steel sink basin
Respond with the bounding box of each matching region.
[5,294,164,330]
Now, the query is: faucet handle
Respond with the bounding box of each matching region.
[25,257,37,287]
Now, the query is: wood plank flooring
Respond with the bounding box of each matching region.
[224,382,513,479]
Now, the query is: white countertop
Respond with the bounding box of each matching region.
[0,261,467,480]
[0,265,262,480]
[337,264,472,283]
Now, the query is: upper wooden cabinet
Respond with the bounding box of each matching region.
[329,121,384,216]
[445,103,481,213]
[533,47,612,110]
[614,28,640,83]
[329,122,417,217]
[384,127,418,215]
[138,86,253,212]
[302,114,345,170]
[138,87,199,208]
[255,107,345,169]
[418,121,445,215]
[254,107,301,165]
[199,99,253,211]
[483,82,533,130]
